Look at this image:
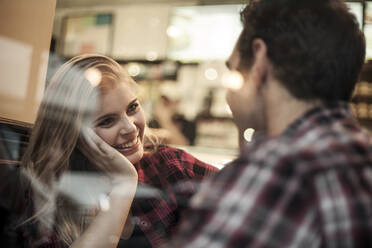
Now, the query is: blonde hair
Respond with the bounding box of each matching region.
[22,54,156,245]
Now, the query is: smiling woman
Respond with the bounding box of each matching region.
[93,83,145,165]
[20,54,217,248]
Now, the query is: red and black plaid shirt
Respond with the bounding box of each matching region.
[131,146,217,247]
[171,102,372,248]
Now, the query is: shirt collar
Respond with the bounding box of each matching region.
[239,101,354,158]
[282,101,352,138]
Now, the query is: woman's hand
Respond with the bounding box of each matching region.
[78,127,138,180]
[78,127,138,207]
[68,127,138,248]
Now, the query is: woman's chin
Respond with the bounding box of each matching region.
[122,145,144,165]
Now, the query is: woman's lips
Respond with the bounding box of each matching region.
[113,135,140,155]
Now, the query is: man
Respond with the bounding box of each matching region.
[170,0,372,247]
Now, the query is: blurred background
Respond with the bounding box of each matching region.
[2,0,372,168]
[50,0,246,154]
[47,0,249,167]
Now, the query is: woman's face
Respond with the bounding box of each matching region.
[93,82,145,164]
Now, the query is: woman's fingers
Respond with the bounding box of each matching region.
[87,128,115,157]
[80,128,124,169]
[79,127,111,172]
[81,128,101,153]
[79,127,137,178]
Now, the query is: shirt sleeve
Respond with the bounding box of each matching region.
[169,156,319,248]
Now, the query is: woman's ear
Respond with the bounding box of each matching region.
[251,38,269,88]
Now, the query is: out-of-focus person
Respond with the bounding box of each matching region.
[149,83,196,146]
[169,0,372,247]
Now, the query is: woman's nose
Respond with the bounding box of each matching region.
[119,116,136,135]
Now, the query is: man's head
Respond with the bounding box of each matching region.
[226,0,365,135]
[238,0,365,101]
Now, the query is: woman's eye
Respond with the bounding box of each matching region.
[97,117,115,127]
[127,102,139,114]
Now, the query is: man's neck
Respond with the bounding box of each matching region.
[265,82,320,137]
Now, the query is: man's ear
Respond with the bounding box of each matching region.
[251,38,269,88]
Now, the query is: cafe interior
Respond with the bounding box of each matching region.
[3,0,372,166]
[1,0,372,245]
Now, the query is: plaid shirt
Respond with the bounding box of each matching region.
[171,102,372,248]
[131,146,217,247]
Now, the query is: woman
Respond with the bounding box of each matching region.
[21,54,217,247]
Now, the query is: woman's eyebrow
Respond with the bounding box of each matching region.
[94,113,114,123]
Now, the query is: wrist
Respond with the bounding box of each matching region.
[110,176,138,198]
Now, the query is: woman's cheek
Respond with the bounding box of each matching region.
[94,128,112,145]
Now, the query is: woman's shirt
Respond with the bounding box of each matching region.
[129,146,217,247]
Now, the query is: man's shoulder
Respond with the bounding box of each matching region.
[242,122,372,176]
[193,122,372,211]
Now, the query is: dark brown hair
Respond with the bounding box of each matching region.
[238,0,365,101]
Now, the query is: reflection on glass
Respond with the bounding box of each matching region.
[221,71,243,90]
